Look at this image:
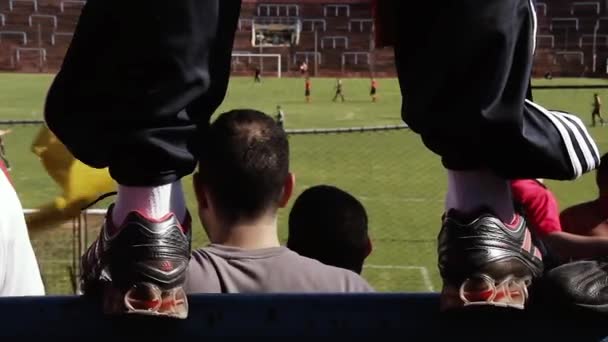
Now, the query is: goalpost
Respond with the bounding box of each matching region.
[231,53,282,78]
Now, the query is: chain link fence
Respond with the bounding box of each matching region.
[283,126,445,292]
[21,124,446,294]
[18,121,600,294]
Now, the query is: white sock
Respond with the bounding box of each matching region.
[112,181,187,227]
[445,169,515,223]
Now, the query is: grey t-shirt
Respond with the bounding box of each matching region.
[184,244,374,293]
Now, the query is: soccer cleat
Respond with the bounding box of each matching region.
[80,204,191,319]
[541,258,608,313]
[438,210,543,311]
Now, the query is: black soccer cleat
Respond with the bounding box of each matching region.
[438,210,544,310]
[81,204,191,319]
[542,258,608,313]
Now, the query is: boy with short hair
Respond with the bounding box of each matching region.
[288,185,371,274]
[185,110,373,293]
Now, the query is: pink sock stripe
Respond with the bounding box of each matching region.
[505,214,521,231]
[522,229,532,253]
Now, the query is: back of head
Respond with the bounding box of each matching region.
[287,185,370,274]
[597,153,608,195]
[197,109,289,224]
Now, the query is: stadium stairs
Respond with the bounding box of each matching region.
[0,293,606,340]
[533,0,608,77]
[3,0,608,77]
[0,0,399,76]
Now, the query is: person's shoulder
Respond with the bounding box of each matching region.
[184,248,223,293]
[189,247,219,267]
[511,179,551,202]
[285,250,373,292]
[192,246,218,259]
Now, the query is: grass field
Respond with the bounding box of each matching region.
[0,73,607,294]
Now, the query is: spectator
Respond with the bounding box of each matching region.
[287,185,371,274]
[375,0,599,310]
[184,109,373,293]
[0,129,12,171]
[512,179,608,262]
[0,160,45,296]
[560,153,608,237]
[45,0,242,319]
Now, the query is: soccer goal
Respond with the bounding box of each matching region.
[231,52,283,78]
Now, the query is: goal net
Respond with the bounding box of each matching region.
[231,53,283,78]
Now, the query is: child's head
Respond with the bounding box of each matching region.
[287,185,371,274]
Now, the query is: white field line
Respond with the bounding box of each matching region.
[364,264,435,292]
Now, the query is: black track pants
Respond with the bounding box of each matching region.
[45,0,242,186]
[381,0,600,180]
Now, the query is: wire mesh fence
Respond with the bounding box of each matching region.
[283,126,445,292]
[17,123,446,294]
[13,120,601,294]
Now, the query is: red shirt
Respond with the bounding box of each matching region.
[511,179,562,237]
[305,80,311,90]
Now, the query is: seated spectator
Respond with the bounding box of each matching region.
[560,153,608,237]
[287,185,371,274]
[0,160,45,296]
[511,179,608,262]
[184,109,373,293]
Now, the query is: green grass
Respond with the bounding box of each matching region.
[0,73,606,294]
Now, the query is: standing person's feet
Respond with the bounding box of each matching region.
[438,210,543,311]
[80,204,191,319]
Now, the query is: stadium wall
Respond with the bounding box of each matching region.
[0,294,606,339]
[2,0,608,77]
[242,0,371,4]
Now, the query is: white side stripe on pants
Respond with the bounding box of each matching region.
[552,111,600,173]
[529,0,538,55]
[526,99,600,178]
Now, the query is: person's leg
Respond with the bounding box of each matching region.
[45,0,242,318]
[386,0,599,310]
